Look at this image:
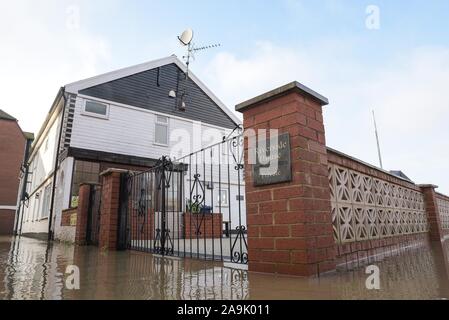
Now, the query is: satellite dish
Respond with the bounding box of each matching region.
[178,28,194,46]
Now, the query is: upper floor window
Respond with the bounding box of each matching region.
[83,100,109,119]
[154,115,169,146]
[41,184,52,219]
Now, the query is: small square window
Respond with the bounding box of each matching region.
[83,100,109,118]
[157,115,168,124]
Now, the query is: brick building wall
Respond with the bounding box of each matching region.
[0,116,27,235]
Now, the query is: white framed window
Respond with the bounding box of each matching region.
[154,115,169,146]
[218,189,229,207]
[41,184,52,219]
[82,100,109,119]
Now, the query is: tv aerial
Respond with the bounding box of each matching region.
[169,28,221,111]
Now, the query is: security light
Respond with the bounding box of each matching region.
[168,90,177,98]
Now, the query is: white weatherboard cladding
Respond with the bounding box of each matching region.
[20,113,62,235]
[65,55,241,126]
[71,96,234,163]
[20,192,49,234]
[53,157,75,242]
[27,116,61,195]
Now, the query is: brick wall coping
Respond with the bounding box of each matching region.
[327,147,421,191]
[235,81,329,112]
[100,168,129,177]
[80,182,102,187]
[62,208,77,214]
[418,184,439,188]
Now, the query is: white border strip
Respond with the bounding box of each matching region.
[0,205,17,210]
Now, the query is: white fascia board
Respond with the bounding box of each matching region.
[65,56,178,94]
[65,55,242,126]
[0,205,17,210]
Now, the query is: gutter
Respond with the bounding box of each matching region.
[14,136,33,235]
[47,87,67,241]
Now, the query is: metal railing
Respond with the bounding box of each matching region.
[123,133,248,264]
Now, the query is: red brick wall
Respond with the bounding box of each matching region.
[336,233,429,268]
[0,120,25,205]
[98,170,123,250]
[129,208,155,241]
[240,88,335,277]
[61,208,77,227]
[0,119,26,235]
[183,213,223,239]
[0,209,15,235]
[74,184,92,245]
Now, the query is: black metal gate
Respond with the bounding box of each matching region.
[86,184,102,245]
[122,132,248,264]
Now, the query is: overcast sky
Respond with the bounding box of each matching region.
[1,0,448,193]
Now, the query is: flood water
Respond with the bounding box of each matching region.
[1,236,449,300]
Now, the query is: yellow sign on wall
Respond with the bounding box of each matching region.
[70,214,77,227]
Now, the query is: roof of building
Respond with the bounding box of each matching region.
[0,109,17,121]
[390,170,413,183]
[65,55,241,126]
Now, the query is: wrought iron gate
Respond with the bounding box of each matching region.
[86,184,102,245]
[123,133,248,264]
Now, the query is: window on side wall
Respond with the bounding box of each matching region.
[154,115,169,146]
[41,184,52,219]
[82,100,109,119]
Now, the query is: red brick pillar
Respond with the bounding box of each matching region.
[75,184,91,245]
[236,81,336,277]
[99,169,127,250]
[420,184,443,242]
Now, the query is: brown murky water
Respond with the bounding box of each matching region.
[1,236,449,300]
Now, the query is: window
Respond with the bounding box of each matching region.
[218,189,229,207]
[154,115,169,145]
[41,184,52,219]
[33,195,40,222]
[70,161,100,208]
[83,100,109,118]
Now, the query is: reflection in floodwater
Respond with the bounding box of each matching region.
[1,236,449,300]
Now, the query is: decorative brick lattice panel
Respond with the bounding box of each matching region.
[437,197,449,230]
[329,164,428,244]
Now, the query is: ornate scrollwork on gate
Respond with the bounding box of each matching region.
[227,132,244,172]
[230,226,249,264]
[189,173,205,210]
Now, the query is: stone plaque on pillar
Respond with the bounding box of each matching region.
[253,133,292,186]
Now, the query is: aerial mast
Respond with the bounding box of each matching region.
[372,110,384,169]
